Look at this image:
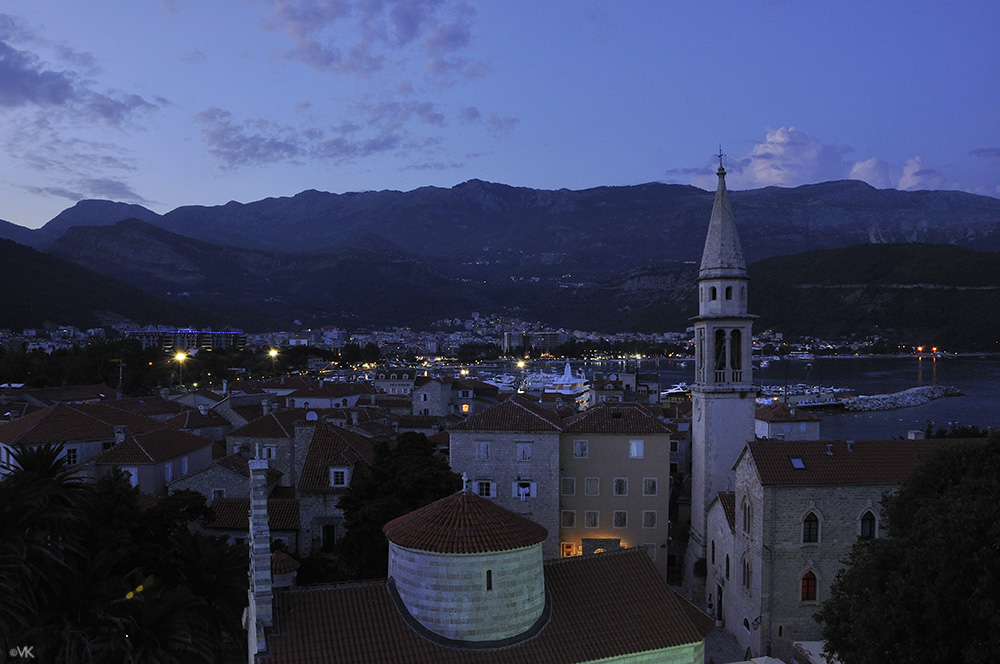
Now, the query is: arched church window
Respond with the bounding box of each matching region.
[715,330,727,373]
[725,554,730,579]
[730,329,742,377]
[803,512,820,543]
[801,571,817,601]
[710,286,717,300]
[860,511,877,539]
[725,286,732,300]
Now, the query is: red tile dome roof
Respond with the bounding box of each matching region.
[383,490,547,554]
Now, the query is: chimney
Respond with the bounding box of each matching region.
[825,443,833,456]
[248,457,273,656]
[262,400,271,416]
[351,410,359,425]
[114,425,128,444]
[789,407,796,416]
[846,440,854,452]
[198,404,207,416]
[222,379,228,396]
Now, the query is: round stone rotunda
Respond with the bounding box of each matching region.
[382,487,550,647]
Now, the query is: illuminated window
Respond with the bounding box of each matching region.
[461,403,470,414]
[801,571,817,601]
[560,542,575,558]
[629,439,644,458]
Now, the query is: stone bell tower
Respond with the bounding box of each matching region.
[686,159,756,593]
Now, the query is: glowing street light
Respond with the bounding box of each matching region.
[268,348,278,376]
[175,351,187,387]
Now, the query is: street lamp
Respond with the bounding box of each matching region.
[269,348,278,376]
[175,351,187,388]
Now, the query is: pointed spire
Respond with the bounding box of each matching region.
[699,160,746,279]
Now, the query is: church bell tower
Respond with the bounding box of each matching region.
[688,160,756,561]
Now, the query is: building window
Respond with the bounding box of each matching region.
[486,569,493,591]
[743,618,751,632]
[629,439,644,458]
[560,542,575,558]
[420,393,428,401]
[461,403,470,414]
[561,510,576,528]
[670,462,679,474]
[561,477,576,495]
[613,477,628,496]
[742,554,751,588]
[726,554,730,579]
[725,286,733,300]
[476,480,496,498]
[212,488,225,500]
[642,477,657,496]
[860,510,877,539]
[460,390,471,398]
[164,464,173,482]
[642,510,656,528]
[475,441,490,460]
[803,512,820,543]
[711,540,716,564]
[802,571,817,601]
[330,467,350,487]
[710,286,717,300]
[573,439,588,458]
[584,510,599,528]
[65,448,78,465]
[585,477,599,496]
[670,439,678,452]
[263,445,276,460]
[741,497,750,532]
[181,456,188,475]
[512,481,536,500]
[613,510,627,528]
[516,442,532,461]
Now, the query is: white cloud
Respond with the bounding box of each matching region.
[695,127,851,190]
[848,157,891,189]
[897,156,949,191]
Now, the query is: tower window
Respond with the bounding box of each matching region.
[710,286,717,300]
[486,569,493,591]
[725,286,732,300]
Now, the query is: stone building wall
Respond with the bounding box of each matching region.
[449,429,560,559]
[388,542,545,642]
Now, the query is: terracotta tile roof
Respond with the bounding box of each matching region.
[257,548,712,664]
[22,384,112,405]
[755,402,822,423]
[562,403,669,435]
[0,402,162,447]
[100,396,186,419]
[212,453,282,483]
[205,497,300,531]
[163,409,227,430]
[449,394,563,432]
[354,421,398,438]
[272,551,300,575]
[286,383,375,399]
[427,430,449,447]
[716,492,736,530]
[230,409,308,439]
[91,429,212,465]
[745,438,978,486]
[297,421,377,492]
[383,490,547,554]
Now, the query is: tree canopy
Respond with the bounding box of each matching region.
[335,432,462,580]
[816,436,1000,663]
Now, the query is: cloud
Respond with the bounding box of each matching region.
[897,156,949,191]
[196,107,304,167]
[712,127,852,189]
[0,40,76,107]
[970,148,1000,160]
[848,157,892,189]
[23,177,149,205]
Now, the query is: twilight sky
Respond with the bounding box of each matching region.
[2,1,998,229]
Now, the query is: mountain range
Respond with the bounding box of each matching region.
[2,179,999,347]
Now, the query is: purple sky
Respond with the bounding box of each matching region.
[2,1,998,229]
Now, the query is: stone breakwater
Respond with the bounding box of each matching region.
[841,385,964,412]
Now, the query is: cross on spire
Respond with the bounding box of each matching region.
[717,146,726,170]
